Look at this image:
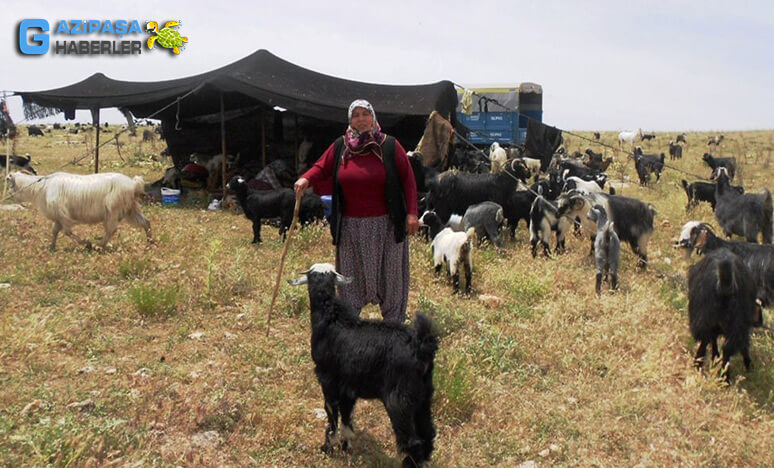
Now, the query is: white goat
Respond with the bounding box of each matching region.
[431,227,475,294]
[7,172,153,250]
[489,142,508,174]
[519,157,542,176]
[562,175,604,194]
[618,128,643,150]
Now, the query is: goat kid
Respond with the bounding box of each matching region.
[419,211,475,294]
[529,188,571,258]
[681,179,743,211]
[289,263,438,467]
[588,205,620,295]
[668,141,683,160]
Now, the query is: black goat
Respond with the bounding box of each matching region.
[687,248,761,380]
[27,125,44,137]
[681,179,744,211]
[593,132,601,140]
[678,221,774,307]
[703,153,737,181]
[502,178,561,239]
[446,147,490,173]
[633,146,665,185]
[668,141,683,160]
[584,148,613,172]
[557,190,655,268]
[676,133,687,144]
[427,161,530,224]
[713,167,772,243]
[408,152,428,193]
[641,133,656,141]
[289,263,438,467]
[0,154,37,175]
[226,176,324,243]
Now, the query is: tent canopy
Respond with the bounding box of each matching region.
[17,49,460,126]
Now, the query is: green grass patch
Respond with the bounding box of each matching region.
[468,327,524,376]
[508,273,549,304]
[417,294,466,337]
[434,354,477,423]
[119,257,152,279]
[128,283,180,319]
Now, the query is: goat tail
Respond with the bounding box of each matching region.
[604,221,615,243]
[414,312,439,364]
[132,176,146,198]
[648,204,658,218]
[764,189,773,243]
[716,258,738,296]
[681,179,690,196]
[495,207,504,224]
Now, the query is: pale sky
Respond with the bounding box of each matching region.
[1,0,772,131]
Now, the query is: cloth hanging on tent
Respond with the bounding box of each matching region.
[119,108,136,135]
[525,119,563,172]
[23,101,60,121]
[414,111,454,168]
[460,89,474,115]
[0,99,16,138]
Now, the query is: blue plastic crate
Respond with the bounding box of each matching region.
[486,129,514,143]
[458,113,485,128]
[485,112,513,130]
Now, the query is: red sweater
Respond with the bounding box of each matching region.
[303,139,418,218]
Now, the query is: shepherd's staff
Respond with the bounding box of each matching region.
[266,191,303,336]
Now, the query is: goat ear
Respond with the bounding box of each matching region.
[693,229,708,250]
[334,273,353,285]
[287,275,308,286]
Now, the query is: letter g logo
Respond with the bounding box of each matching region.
[19,19,49,55]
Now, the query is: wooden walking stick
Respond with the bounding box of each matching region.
[266,191,303,336]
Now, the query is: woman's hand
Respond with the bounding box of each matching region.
[406,214,419,235]
[294,177,309,196]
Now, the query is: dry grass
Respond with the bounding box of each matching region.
[2,127,774,466]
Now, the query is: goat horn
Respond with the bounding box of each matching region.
[334,272,353,285]
[287,275,308,286]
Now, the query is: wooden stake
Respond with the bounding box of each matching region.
[266,192,302,336]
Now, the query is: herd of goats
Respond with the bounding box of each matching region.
[2,128,769,467]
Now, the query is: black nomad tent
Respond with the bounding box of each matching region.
[17,49,460,172]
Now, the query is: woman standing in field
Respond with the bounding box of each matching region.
[294,99,418,324]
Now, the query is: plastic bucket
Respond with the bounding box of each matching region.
[161,188,181,205]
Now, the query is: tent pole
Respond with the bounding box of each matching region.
[294,114,299,173]
[261,110,266,167]
[94,108,100,173]
[220,92,227,202]
[2,92,8,199]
